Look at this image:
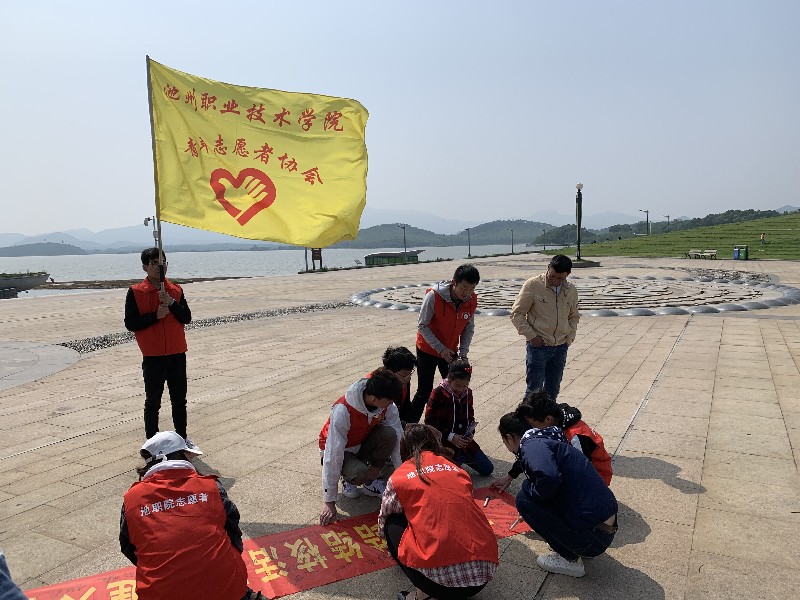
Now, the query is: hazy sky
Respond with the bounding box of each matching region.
[2,1,798,235]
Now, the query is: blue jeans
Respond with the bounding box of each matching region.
[0,551,26,600]
[453,446,494,476]
[516,487,616,561]
[525,343,569,400]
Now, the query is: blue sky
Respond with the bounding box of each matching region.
[2,1,798,234]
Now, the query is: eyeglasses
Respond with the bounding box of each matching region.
[147,261,168,267]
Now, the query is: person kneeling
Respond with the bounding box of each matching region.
[498,406,618,578]
[379,424,498,600]
[119,432,266,599]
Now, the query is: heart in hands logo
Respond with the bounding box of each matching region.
[210,168,277,226]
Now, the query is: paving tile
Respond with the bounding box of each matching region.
[698,474,800,518]
[692,507,800,569]
[702,449,799,488]
[686,551,800,600]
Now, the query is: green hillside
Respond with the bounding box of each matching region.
[551,213,800,260]
[331,219,555,249]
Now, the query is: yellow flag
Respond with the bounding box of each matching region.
[147,58,368,247]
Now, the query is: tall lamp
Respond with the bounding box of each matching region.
[465,227,472,258]
[576,183,583,260]
[639,209,649,235]
[509,228,514,254]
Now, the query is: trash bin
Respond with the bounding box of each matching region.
[734,245,749,260]
[733,248,740,260]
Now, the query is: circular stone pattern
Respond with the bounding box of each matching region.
[351,274,800,317]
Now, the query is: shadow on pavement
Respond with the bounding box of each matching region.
[612,454,706,494]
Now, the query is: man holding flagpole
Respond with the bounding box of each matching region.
[125,248,198,450]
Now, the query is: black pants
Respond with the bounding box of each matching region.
[142,353,188,439]
[409,348,450,423]
[384,513,487,600]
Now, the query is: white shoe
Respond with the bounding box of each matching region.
[536,553,585,577]
[341,480,361,499]
[361,479,386,497]
[183,436,202,454]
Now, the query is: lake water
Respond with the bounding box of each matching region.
[1,245,549,284]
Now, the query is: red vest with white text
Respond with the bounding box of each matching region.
[123,468,247,600]
[391,451,498,569]
[416,289,477,356]
[131,278,188,356]
[318,396,388,450]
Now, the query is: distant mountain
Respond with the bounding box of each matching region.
[0,242,86,257]
[526,210,641,229]
[0,233,26,247]
[332,219,556,249]
[4,205,797,256]
[13,223,282,252]
[359,207,479,234]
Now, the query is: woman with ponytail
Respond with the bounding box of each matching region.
[379,424,497,600]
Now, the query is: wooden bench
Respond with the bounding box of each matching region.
[700,249,717,259]
[686,249,702,259]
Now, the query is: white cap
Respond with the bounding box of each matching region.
[141,431,202,459]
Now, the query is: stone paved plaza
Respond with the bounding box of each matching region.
[1,253,799,599]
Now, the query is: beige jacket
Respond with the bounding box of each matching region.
[510,273,580,346]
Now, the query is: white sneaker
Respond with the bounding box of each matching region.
[361,479,386,497]
[183,436,202,454]
[341,480,361,499]
[536,553,585,577]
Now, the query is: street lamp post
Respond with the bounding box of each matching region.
[576,183,583,260]
[542,228,546,251]
[465,227,472,258]
[639,209,650,235]
[397,224,407,263]
[509,228,514,254]
[664,214,670,232]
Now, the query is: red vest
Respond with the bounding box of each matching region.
[131,278,188,356]
[123,468,247,600]
[566,421,613,485]
[391,451,498,570]
[416,289,477,357]
[318,396,388,450]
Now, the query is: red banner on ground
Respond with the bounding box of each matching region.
[24,488,528,599]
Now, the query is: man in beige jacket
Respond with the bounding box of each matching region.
[510,255,580,400]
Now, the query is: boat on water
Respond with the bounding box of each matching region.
[0,272,50,295]
[363,250,424,266]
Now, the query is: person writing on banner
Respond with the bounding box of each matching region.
[498,406,618,578]
[408,264,480,423]
[119,432,266,600]
[319,368,405,525]
[510,254,579,400]
[379,424,498,600]
[492,390,612,493]
[124,248,199,450]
